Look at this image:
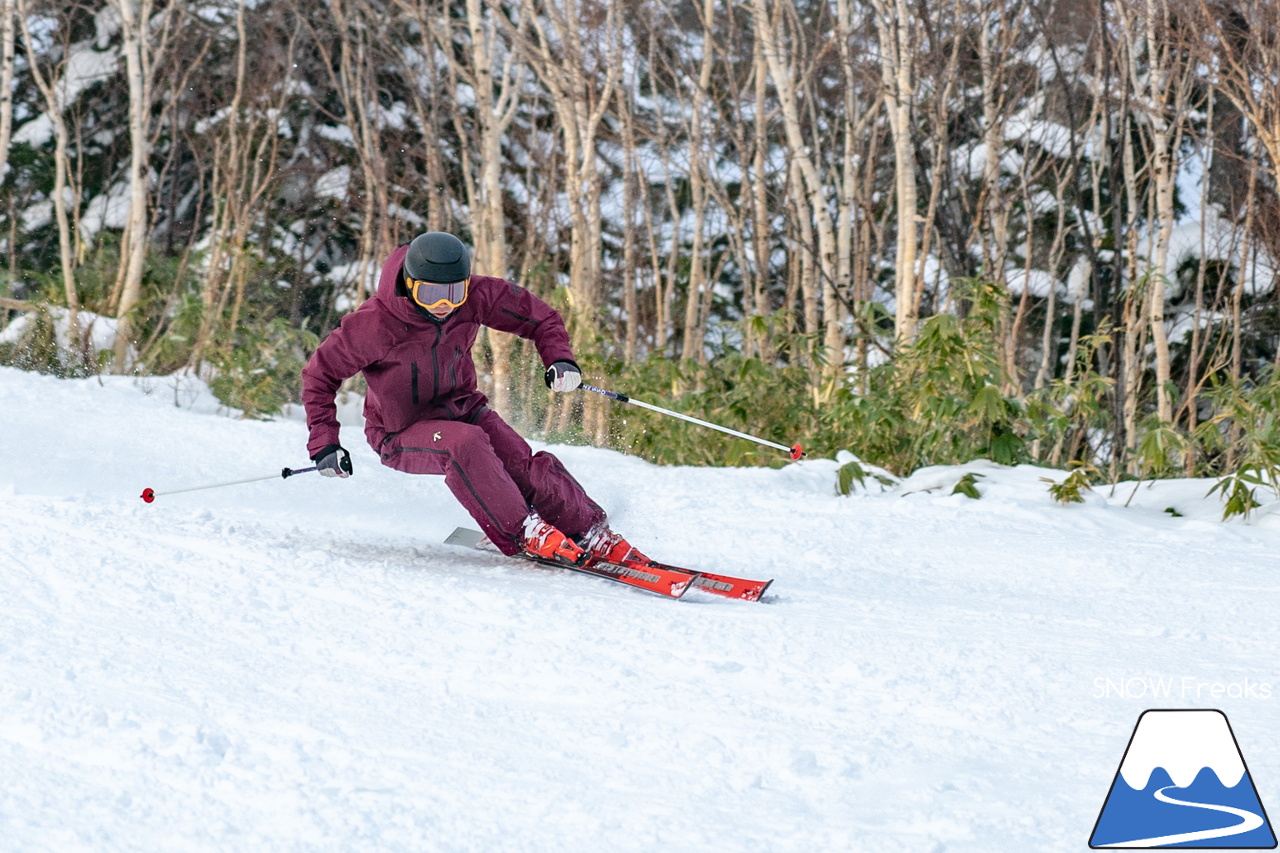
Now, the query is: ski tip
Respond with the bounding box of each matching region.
[756,579,774,602]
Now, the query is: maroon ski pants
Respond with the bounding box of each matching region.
[373,409,605,555]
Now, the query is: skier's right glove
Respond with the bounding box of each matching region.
[544,360,582,392]
[312,444,353,478]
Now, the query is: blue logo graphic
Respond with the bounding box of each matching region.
[1090,709,1276,848]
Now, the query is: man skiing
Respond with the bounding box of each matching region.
[301,231,649,568]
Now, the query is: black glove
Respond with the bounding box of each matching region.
[312,444,353,478]
[544,360,581,392]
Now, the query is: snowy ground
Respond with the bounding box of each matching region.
[3,366,1280,852]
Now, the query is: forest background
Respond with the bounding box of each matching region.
[2,0,1280,514]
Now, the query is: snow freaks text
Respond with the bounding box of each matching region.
[1094,677,1274,701]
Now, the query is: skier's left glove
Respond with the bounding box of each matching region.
[545,360,581,392]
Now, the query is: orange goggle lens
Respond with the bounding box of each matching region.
[407,277,469,310]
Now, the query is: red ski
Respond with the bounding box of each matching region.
[445,528,770,602]
[445,527,698,599]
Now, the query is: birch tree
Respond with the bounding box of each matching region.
[518,0,619,351]
[190,0,296,366]
[0,0,16,188]
[16,0,79,354]
[442,0,526,417]
[868,0,918,345]
[108,0,184,372]
[748,0,841,381]
[1119,0,1195,424]
[313,0,392,305]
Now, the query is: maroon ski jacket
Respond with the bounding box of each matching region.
[302,244,575,457]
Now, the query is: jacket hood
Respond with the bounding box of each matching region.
[373,244,424,325]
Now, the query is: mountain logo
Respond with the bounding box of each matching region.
[1090,709,1276,848]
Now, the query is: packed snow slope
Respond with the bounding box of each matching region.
[3,367,1280,852]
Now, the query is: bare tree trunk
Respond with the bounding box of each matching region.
[188,2,292,368]
[108,0,181,372]
[520,0,619,355]
[393,0,452,233]
[620,84,639,365]
[749,0,840,379]
[1233,156,1258,386]
[854,116,885,384]
[659,142,680,356]
[435,0,526,415]
[1034,168,1074,391]
[637,148,666,356]
[750,33,773,360]
[869,0,918,346]
[835,0,861,371]
[978,2,1014,384]
[1196,0,1280,242]
[1182,93,1214,473]
[17,0,79,354]
[1120,0,1194,424]
[1116,45,1147,471]
[672,0,716,362]
[111,0,151,370]
[1062,256,1090,389]
[323,0,386,305]
[0,0,16,188]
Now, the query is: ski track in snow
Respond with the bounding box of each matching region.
[3,367,1280,851]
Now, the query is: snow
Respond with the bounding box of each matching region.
[11,40,119,149]
[314,123,355,146]
[314,165,351,202]
[0,306,120,360]
[18,197,52,231]
[1007,266,1056,298]
[11,114,54,148]
[4,367,1280,851]
[58,42,119,111]
[1005,113,1075,161]
[79,180,132,238]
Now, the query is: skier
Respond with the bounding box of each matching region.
[301,231,649,568]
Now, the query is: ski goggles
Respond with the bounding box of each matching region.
[407,276,469,310]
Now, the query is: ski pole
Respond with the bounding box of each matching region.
[140,466,318,503]
[580,382,805,460]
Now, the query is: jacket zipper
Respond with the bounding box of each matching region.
[411,362,419,404]
[431,324,442,401]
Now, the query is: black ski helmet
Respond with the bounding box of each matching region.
[404,231,471,283]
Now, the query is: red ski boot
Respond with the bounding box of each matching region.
[521,515,588,566]
[579,523,652,566]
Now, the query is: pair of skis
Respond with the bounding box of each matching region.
[444,527,771,602]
